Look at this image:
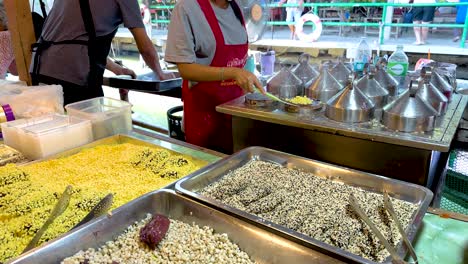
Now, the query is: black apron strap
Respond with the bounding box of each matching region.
[39,0,48,19]
[229,0,245,26]
[78,0,99,87]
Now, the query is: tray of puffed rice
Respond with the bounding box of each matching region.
[8,189,343,264]
[175,147,433,264]
[0,134,216,263]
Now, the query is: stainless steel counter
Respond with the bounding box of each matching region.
[216,93,467,187]
[217,94,467,152]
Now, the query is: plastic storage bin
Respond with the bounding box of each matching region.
[0,114,92,160]
[65,97,132,140]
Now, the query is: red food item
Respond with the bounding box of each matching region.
[139,214,170,249]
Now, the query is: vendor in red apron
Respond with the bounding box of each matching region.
[30,0,175,105]
[165,0,264,154]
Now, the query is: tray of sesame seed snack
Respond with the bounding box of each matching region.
[8,189,344,264]
[175,146,433,264]
[0,133,218,263]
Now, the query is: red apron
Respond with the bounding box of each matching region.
[182,0,248,154]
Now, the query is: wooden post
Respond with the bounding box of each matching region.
[5,0,35,85]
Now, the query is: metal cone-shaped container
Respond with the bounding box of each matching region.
[382,86,438,132]
[430,70,453,102]
[306,65,343,102]
[292,53,319,85]
[267,66,303,99]
[355,71,389,109]
[374,67,399,97]
[330,61,352,87]
[417,68,448,115]
[326,80,375,123]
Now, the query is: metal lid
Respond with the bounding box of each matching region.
[267,66,303,99]
[430,70,453,102]
[330,61,352,87]
[305,65,343,103]
[325,80,375,123]
[355,72,389,109]
[382,89,438,132]
[417,68,448,115]
[374,67,399,97]
[291,53,319,85]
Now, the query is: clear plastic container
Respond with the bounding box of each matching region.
[1,114,93,160]
[65,97,132,140]
[353,37,372,73]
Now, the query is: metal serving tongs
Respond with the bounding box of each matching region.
[349,193,418,264]
[70,193,114,230]
[22,185,73,253]
[382,192,419,264]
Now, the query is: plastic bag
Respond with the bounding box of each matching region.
[0,84,64,118]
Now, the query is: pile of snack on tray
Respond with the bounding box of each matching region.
[1,128,436,264]
[1,91,464,264]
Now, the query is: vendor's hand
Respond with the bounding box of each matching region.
[158,70,178,80]
[115,67,137,79]
[232,68,265,94]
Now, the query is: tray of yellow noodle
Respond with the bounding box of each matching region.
[0,134,214,263]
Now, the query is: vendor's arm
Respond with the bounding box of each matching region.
[106,58,137,78]
[177,63,263,93]
[130,27,174,80]
[165,0,263,93]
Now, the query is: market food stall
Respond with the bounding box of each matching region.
[0,96,467,263]
[216,93,467,188]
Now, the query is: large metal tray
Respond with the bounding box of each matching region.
[22,133,214,169]
[8,190,344,264]
[104,72,182,93]
[175,147,434,264]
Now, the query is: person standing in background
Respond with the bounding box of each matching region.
[139,0,152,39]
[453,0,468,42]
[30,0,174,105]
[412,0,436,45]
[278,0,304,39]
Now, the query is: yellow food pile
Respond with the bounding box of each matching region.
[0,143,201,263]
[286,96,312,105]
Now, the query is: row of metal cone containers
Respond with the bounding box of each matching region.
[267,56,452,133]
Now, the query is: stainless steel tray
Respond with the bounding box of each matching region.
[8,190,344,264]
[104,72,182,93]
[22,133,212,169]
[175,147,434,264]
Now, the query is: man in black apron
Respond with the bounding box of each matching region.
[30,0,174,105]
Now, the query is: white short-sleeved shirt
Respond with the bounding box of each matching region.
[286,0,303,13]
[164,0,248,66]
